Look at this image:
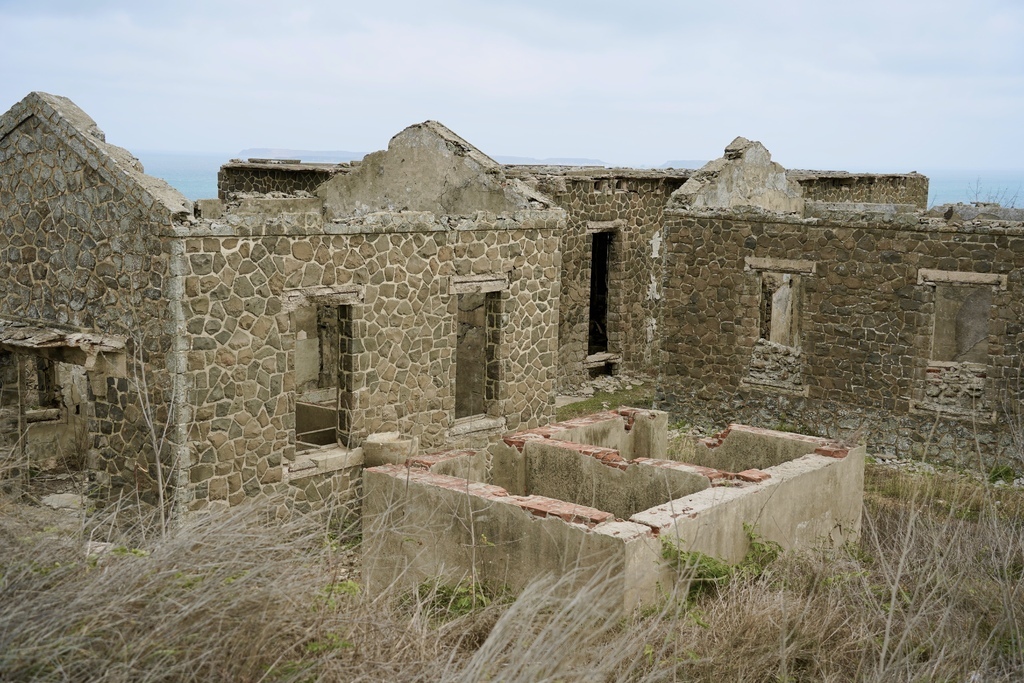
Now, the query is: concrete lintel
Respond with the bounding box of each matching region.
[286,446,363,482]
[587,219,625,233]
[917,268,1008,290]
[744,256,817,274]
[451,274,508,295]
[449,414,506,437]
[281,284,364,310]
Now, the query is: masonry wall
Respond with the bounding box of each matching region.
[791,173,929,209]
[523,173,688,389]
[0,106,184,506]
[180,204,561,511]
[656,208,1024,466]
[217,161,350,201]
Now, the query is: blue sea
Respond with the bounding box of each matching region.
[135,151,1024,210]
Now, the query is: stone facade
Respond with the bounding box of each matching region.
[507,167,689,388]
[789,170,929,209]
[656,205,1024,467]
[0,93,191,507]
[217,160,350,201]
[0,93,563,519]
[2,89,1021,521]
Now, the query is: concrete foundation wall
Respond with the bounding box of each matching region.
[513,408,669,460]
[635,447,865,564]
[362,465,663,614]
[685,424,841,472]
[363,411,865,614]
[522,439,709,519]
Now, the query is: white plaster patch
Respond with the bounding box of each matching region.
[647,275,660,301]
[650,230,661,258]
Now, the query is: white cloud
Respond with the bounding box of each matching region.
[0,0,1021,169]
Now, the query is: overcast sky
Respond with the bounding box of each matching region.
[1,0,1022,171]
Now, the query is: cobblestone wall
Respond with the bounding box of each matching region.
[791,172,929,209]
[512,171,688,389]
[0,93,190,507]
[656,208,1024,467]
[180,205,561,512]
[218,161,350,200]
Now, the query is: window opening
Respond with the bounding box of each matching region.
[931,284,991,364]
[759,272,798,348]
[294,303,352,450]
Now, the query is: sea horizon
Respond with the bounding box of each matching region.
[134,151,1024,209]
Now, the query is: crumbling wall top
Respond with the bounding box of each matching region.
[667,136,804,214]
[315,120,554,219]
[0,92,192,219]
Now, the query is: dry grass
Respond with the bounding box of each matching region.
[1,461,1022,682]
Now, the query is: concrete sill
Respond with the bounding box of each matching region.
[910,401,996,424]
[585,352,620,369]
[450,415,506,437]
[285,446,363,483]
[25,408,63,423]
[740,378,809,396]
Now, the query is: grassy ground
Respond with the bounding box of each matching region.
[2,456,1022,682]
[555,385,655,422]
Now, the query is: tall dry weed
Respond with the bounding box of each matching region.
[1,462,1022,682]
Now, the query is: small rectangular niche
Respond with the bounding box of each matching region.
[743,258,812,395]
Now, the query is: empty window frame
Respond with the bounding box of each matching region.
[759,272,800,348]
[930,284,992,364]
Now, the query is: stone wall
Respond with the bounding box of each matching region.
[0,93,192,508]
[179,202,562,512]
[217,160,351,200]
[509,169,689,389]
[790,171,929,209]
[656,208,1024,467]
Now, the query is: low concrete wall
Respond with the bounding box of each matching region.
[362,466,662,614]
[361,412,865,615]
[523,439,709,519]
[520,408,668,460]
[634,446,865,564]
[685,424,838,472]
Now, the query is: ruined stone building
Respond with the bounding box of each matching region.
[1,91,1022,520]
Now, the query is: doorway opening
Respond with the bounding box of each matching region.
[588,231,613,356]
[294,303,352,451]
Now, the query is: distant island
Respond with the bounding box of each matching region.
[493,155,606,166]
[660,160,709,169]
[237,148,366,163]
[238,148,614,167]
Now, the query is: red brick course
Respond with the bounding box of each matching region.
[814,445,850,459]
[406,449,478,469]
[367,465,614,527]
